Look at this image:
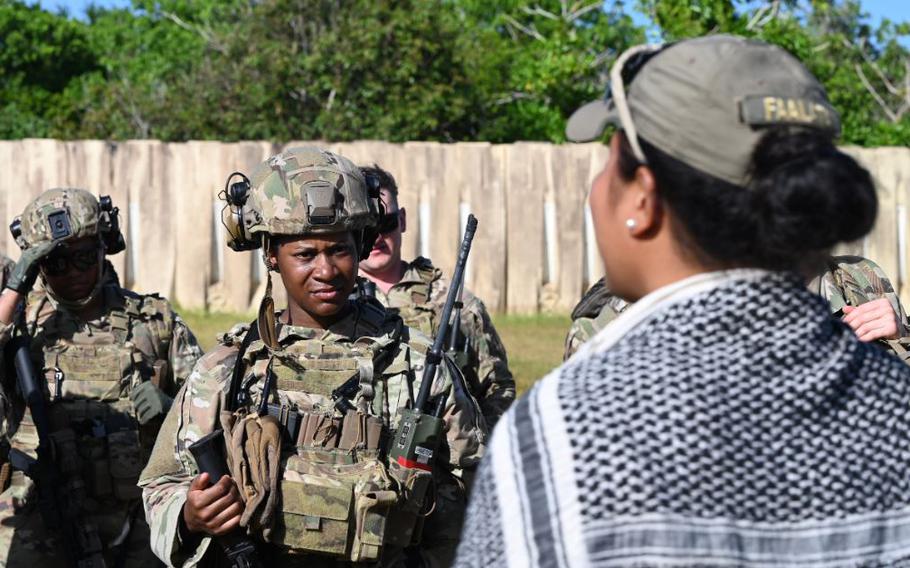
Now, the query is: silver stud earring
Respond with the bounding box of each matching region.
[625,218,637,231]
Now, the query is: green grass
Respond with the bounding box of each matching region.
[180,308,253,351]
[178,308,570,396]
[490,313,571,393]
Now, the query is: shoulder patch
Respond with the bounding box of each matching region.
[411,256,440,284]
[411,256,435,271]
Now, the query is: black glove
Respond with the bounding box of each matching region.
[131,381,173,425]
[6,241,56,294]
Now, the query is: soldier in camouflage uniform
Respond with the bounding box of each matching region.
[562,277,627,361]
[0,188,203,566]
[810,255,910,360]
[139,147,486,567]
[358,165,514,428]
[564,256,910,360]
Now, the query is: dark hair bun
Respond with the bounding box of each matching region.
[749,128,877,266]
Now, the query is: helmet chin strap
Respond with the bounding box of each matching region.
[44,246,108,313]
[257,235,279,352]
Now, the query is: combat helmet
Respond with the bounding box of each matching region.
[10,188,125,308]
[221,147,383,348]
[221,146,382,259]
[11,188,125,255]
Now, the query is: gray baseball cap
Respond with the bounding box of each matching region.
[566,34,841,186]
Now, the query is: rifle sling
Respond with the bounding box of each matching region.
[226,320,261,412]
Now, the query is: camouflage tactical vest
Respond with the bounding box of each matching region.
[12,288,173,503]
[223,303,433,562]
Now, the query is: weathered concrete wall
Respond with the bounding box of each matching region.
[0,139,907,314]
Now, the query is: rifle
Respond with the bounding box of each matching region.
[187,433,261,568]
[389,214,477,472]
[446,274,470,378]
[7,309,107,568]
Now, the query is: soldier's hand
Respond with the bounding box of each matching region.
[183,473,243,536]
[843,298,901,342]
[5,240,56,294]
[130,380,172,424]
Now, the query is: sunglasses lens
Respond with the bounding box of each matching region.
[378,213,399,234]
[41,256,69,276]
[70,250,99,272]
[41,248,99,276]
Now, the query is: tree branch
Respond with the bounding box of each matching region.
[503,14,545,41]
[162,11,228,54]
[522,5,558,21]
[855,63,901,122]
[566,1,602,23]
[494,92,536,105]
[746,1,781,31]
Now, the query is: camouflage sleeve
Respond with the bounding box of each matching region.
[166,312,205,395]
[563,318,590,361]
[440,359,488,469]
[0,322,12,439]
[397,330,487,469]
[823,256,910,345]
[0,320,12,353]
[139,345,235,567]
[406,345,487,568]
[461,295,515,429]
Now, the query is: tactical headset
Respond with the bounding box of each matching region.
[9,195,126,255]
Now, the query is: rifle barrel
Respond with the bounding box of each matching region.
[414,215,477,411]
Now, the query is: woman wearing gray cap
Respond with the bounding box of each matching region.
[455,34,910,567]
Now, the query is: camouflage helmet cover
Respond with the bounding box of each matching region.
[15,188,104,250]
[246,147,380,238]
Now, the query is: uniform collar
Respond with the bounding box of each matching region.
[275,302,383,344]
[395,257,438,287]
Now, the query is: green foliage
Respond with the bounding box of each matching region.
[0,1,98,137]
[0,0,908,145]
[459,0,645,141]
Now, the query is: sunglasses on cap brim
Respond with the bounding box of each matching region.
[565,42,670,161]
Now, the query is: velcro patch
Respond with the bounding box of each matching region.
[739,95,840,135]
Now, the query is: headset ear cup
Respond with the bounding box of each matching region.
[105,231,126,255]
[9,217,26,250]
[102,207,126,255]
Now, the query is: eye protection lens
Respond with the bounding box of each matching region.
[377,212,400,234]
[40,248,100,276]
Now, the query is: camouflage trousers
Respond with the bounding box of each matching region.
[0,473,161,567]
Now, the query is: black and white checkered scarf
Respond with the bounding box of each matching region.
[455,270,910,567]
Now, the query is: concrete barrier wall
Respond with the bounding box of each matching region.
[0,139,907,314]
